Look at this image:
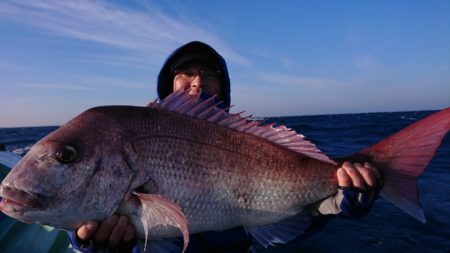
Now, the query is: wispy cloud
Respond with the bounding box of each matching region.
[18,83,100,91]
[249,46,298,71]
[16,76,149,91]
[255,71,349,91]
[0,0,250,66]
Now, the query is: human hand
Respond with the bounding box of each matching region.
[337,161,381,190]
[316,161,382,217]
[335,161,382,217]
[76,214,136,250]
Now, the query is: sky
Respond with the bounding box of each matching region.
[0,0,449,127]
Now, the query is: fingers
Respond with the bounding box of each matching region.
[94,215,119,244]
[76,221,98,241]
[336,167,352,187]
[341,161,366,190]
[364,162,382,184]
[336,161,382,218]
[355,162,375,187]
[338,161,381,190]
[108,215,131,248]
[123,223,136,243]
[76,215,136,250]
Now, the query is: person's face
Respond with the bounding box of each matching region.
[173,64,221,97]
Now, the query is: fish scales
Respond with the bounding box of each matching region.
[102,106,338,234]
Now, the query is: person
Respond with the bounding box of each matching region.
[68,41,382,252]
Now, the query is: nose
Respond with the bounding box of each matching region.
[189,76,203,95]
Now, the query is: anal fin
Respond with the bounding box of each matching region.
[245,213,310,248]
[142,238,184,253]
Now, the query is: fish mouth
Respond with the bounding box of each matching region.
[0,185,44,214]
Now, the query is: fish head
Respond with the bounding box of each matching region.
[0,107,136,229]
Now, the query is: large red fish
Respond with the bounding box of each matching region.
[1,89,449,252]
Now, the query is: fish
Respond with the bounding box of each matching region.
[0,89,449,252]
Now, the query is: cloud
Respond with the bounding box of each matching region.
[0,0,250,66]
[18,83,100,91]
[17,76,149,91]
[254,71,349,91]
[248,46,298,71]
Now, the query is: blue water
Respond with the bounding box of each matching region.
[0,110,449,252]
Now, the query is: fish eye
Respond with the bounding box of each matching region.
[56,145,78,163]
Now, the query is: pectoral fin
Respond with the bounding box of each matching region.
[134,193,189,253]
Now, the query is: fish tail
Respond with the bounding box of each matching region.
[357,108,450,223]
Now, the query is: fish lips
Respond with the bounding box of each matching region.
[0,185,45,216]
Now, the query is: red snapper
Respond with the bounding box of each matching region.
[1,90,449,252]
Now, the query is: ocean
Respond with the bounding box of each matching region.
[0,110,449,252]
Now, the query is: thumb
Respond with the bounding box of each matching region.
[76,221,98,240]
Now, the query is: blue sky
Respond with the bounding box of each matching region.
[0,0,449,127]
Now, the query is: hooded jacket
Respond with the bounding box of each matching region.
[157,41,231,108]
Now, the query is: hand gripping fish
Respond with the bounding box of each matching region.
[0,89,449,252]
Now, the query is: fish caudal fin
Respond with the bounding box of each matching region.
[357,108,450,223]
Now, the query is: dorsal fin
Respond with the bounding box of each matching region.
[148,89,335,164]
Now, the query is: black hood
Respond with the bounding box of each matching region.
[157,41,231,108]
